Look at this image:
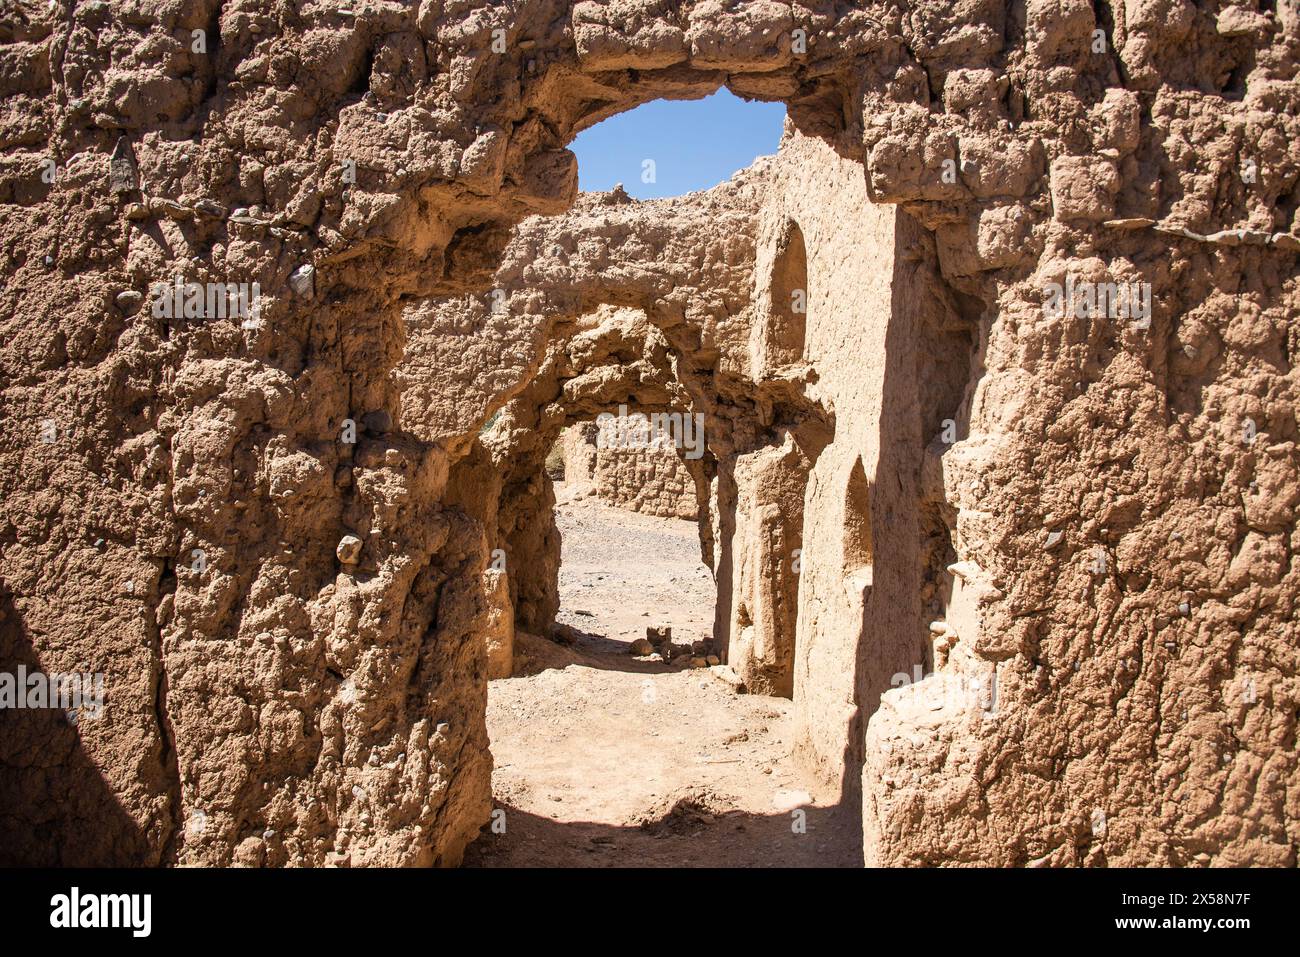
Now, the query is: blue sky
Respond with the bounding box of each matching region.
[570,89,787,199]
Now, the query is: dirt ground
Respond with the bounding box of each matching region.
[463,482,861,867]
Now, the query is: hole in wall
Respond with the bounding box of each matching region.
[452,75,976,867]
[570,89,786,199]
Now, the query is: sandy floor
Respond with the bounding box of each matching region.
[463,483,861,867]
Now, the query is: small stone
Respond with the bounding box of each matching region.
[115,290,143,313]
[336,533,363,565]
[1204,229,1242,247]
[194,198,227,218]
[288,263,316,298]
[108,136,137,194]
[629,638,654,655]
[150,198,191,220]
[705,654,720,666]
[689,656,708,668]
[1102,217,1155,230]
[124,202,149,220]
[1177,601,1190,616]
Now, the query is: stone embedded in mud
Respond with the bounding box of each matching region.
[108,136,137,194]
[194,199,227,219]
[629,638,654,656]
[336,534,364,565]
[289,264,316,298]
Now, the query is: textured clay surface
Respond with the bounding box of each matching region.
[0,1,1296,868]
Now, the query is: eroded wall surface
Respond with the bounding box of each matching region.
[559,421,701,520]
[0,0,1296,868]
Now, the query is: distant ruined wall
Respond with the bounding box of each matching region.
[1,0,1296,869]
[559,421,700,520]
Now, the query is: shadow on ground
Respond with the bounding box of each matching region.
[462,795,863,868]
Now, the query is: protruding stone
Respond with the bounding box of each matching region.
[115,290,143,313]
[289,263,316,298]
[194,198,227,219]
[336,534,363,565]
[1102,217,1155,230]
[150,198,191,220]
[629,637,654,655]
[109,136,137,194]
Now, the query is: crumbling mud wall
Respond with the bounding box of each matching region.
[559,420,701,519]
[1,0,1296,868]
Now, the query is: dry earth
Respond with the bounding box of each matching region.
[464,482,860,867]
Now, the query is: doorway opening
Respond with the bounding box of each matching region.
[452,90,899,868]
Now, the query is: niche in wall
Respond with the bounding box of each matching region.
[765,218,808,368]
[842,455,874,590]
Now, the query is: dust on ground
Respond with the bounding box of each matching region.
[463,482,861,867]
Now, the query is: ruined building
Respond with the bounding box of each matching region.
[555,410,702,521]
[0,0,1297,868]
